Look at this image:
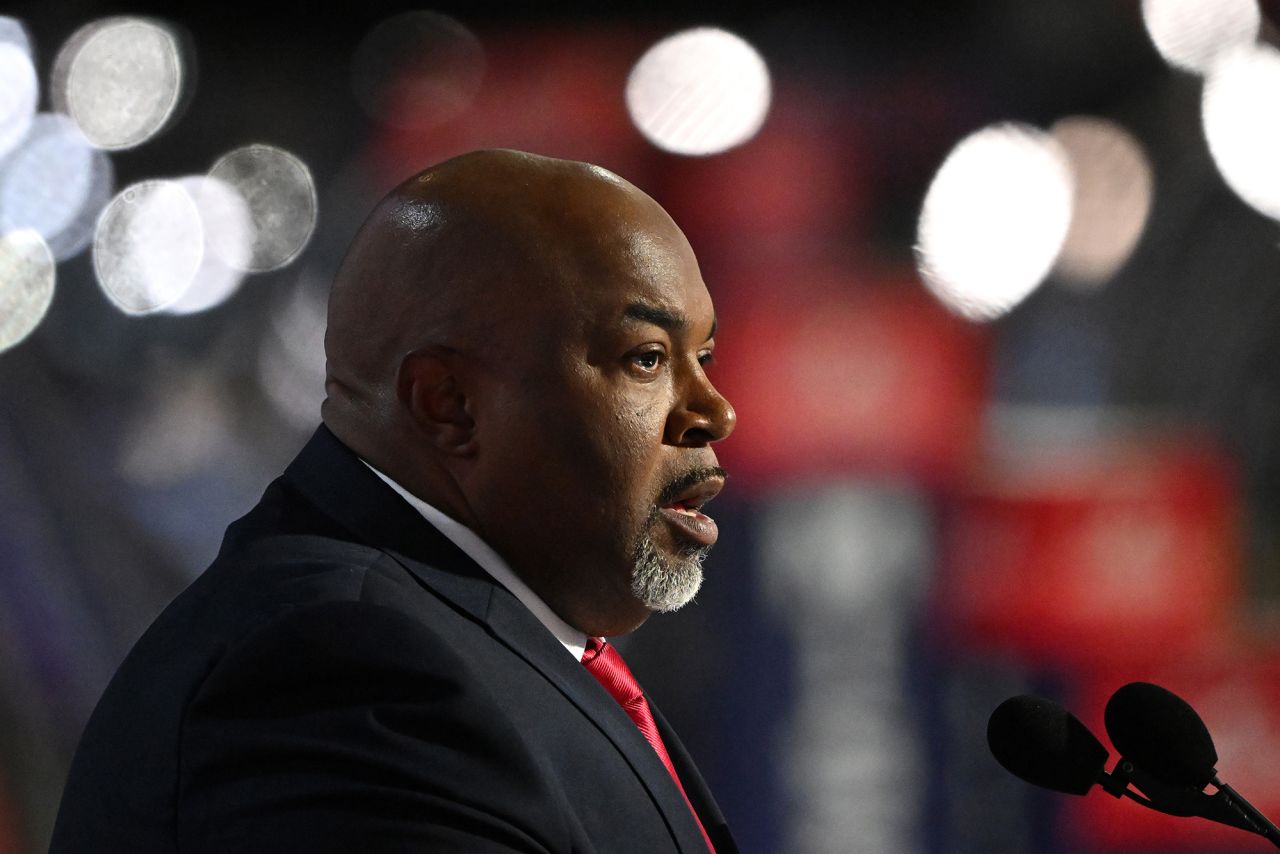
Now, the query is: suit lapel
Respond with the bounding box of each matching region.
[651,702,738,854]
[480,594,711,853]
[284,426,712,853]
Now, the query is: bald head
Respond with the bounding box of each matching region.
[324,149,677,435]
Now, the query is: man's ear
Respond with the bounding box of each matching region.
[396,347,477,455]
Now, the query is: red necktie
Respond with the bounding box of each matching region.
[582,637,715,853]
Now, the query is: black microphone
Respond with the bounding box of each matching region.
[987,694,1110,796]
[1104,681,1218,789]
[1103,681,1280,848]
[988,688,1280,849]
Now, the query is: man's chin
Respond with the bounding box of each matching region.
[644,580,701,613]
[629,530,707,612]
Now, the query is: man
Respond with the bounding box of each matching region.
[51,149,738,852]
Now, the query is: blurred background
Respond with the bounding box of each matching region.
[3,0,1280,851]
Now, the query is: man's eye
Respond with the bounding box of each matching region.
[633,351,662,370]
[698,351,715,367]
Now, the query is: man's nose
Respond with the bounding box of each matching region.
[666,367,736,447]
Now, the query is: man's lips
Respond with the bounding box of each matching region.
[659,505,719,546]
[658,475,724,547]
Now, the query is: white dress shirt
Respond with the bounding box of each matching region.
[361,461,589,661]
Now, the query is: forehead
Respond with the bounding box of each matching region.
[570,210,714,333]
[481,174,715,350]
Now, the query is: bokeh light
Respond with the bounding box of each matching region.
[1202,44,1280,221]
[93,179,203,315]
[51,16,185,151]
[0,112,113,260]
[1141,0,1260,74]
[0,16,32,53]
[163,176,253,315]
[207,144,316,272]
[625,27,771,156]
[1050,116,1154,287]
[0,228,55,353]
[0,43,37,161]
[915,122,1074,322]
[350,11,485,130]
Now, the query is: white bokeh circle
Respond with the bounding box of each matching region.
[916,123,1074,322]
[626,27,771,156]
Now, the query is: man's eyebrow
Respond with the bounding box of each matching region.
[622,302,718,342]
[623,302,685,331]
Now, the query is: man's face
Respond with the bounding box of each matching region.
[467,201,736,637]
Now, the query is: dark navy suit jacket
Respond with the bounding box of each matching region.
[50,425,736,853]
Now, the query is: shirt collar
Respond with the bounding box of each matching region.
[360,460,588,661]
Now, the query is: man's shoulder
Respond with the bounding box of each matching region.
[51,523,515,854]
[213,529,405,606]
[190,462,440,615]
[169,524,459,659]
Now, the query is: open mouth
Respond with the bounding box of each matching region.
[666,500,703,517]
[658,476,724,547]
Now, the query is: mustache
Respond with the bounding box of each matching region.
[657,465,728,507]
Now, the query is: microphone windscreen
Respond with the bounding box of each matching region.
[1104,681,1218,789]
[987,695,1109,796]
